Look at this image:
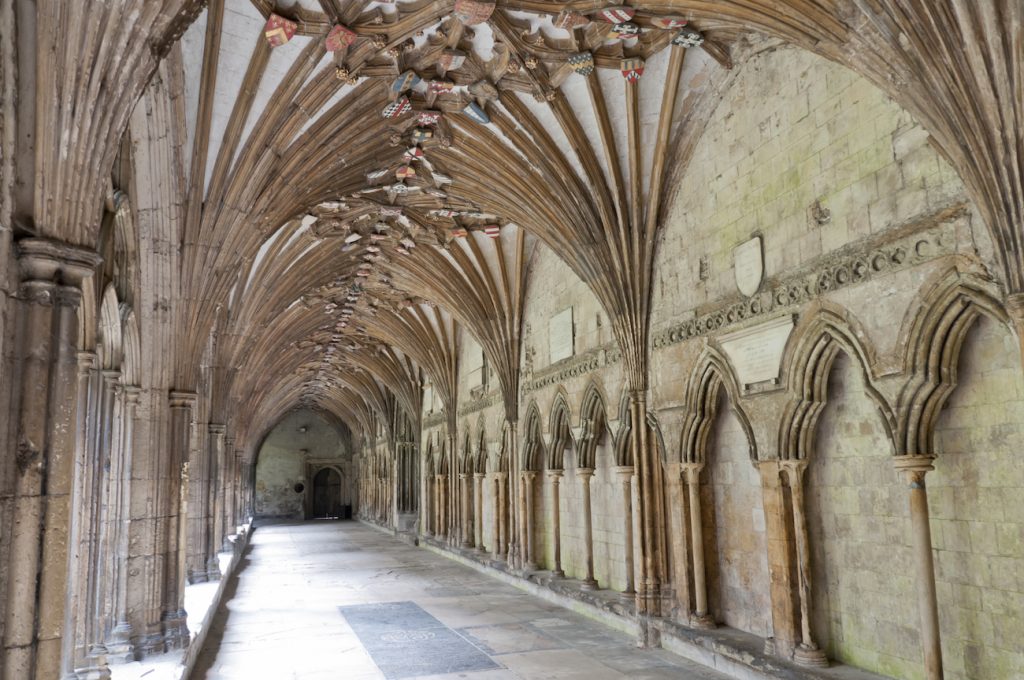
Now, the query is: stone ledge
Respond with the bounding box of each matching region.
[417,535,893,680]
[656,620,890,680]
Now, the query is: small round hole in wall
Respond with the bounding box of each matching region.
[293,482,305,493]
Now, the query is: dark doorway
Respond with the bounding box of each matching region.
[312,468,342,518]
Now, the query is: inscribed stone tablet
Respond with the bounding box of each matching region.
[719,314,794,388]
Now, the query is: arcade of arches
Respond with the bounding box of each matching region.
[0,2,1021,680]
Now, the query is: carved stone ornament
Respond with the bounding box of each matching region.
[325,24,358,51]
[734,235,763,297]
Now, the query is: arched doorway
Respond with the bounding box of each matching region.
[312,468,342,519]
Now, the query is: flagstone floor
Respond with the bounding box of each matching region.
[192,520,729,680]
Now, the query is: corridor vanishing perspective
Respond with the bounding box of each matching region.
[1,1,1022,680]
[193,521,727,680]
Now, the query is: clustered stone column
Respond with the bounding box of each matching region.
[497,472,508,559]
[2,239,99,680]
[682,462,714,628]
[460,472,473,548]
[522,471,537,570]
[490,473,501,560]
[473,472,485,550]
[780,460,828,667]
[162,391,195,650]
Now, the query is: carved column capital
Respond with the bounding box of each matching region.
[168,390,197,410]
[681,461,704,484]
[122,385,142,405]
[473,472,485,480]
[611,465,635,481]
[545,469,563,481]
[576,467,595,480]
[522,470,536,482]
[16,237,102,288]
[77,350,98,374]
[779,458,809,483]
[893,455,935,485]
[208,423,227,435]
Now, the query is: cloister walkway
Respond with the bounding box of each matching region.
[192,521,727,680]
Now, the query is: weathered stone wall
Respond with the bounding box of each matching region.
[703,392,772,638]
[806,354,916,676]
[0,228,14,644]
[254,409,352,520]
[931,317,1024,679]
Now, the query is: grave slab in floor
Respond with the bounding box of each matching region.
[191,521,729,680]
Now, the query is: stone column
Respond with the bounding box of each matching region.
[497,473,508,559]
[219,436,233,547]
[683,462,714,628]
[3,238,99,680]
[62,352,104,679]
[491,474,501,559]
[547,470,564,577]
[522,471,537,570]
[473,473,485,550]
[663,463,691,617]
[105,385,140,663]
[894,456,942,680]
[460,473,473,548]
[780,460,828,667]
[578,469,598,589]
[613,466,636,600]
[161,392,195,651]
[206,425,226,580]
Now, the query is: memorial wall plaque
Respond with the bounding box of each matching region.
[734,235,764,297]
[719,314,794,390]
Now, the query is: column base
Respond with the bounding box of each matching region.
[620,589,635,603]
[580,578,599,591]
[206,558,222,581]
[461,540,474,549]
[524,562,538,572]
[551,569,565,578]
[187,568,209,584]
[75,644,111,680]
[161,609,190,651]
[690,613,717,630]
[105,623,136,664]
[794,644,829,667]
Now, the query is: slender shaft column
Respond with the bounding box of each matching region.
[105,386,140,663]
[613,467,636,600]
[162,392,196,651]
[894,456,942,680]
[497,473,508,559]
[683,462,714,628]
[547,470,564,577]
[780,461,828,666]
[578,469,598,589]
[460,473,472,548]
[517,471,528,567]
[522,472,537,569]
[474,473,485,550]
[4,239,99,680]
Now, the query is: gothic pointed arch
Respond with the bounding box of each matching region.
[895,270,1009,457]
[548,393,573,471]
[779,304,894,461]
[522,403,544,472]
[577,382,608,470]
[680,346,757,464]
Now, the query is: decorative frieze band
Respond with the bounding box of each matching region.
[652,215,959,350]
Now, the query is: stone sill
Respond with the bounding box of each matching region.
[361,521,894,680]
[109,521,253,680]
